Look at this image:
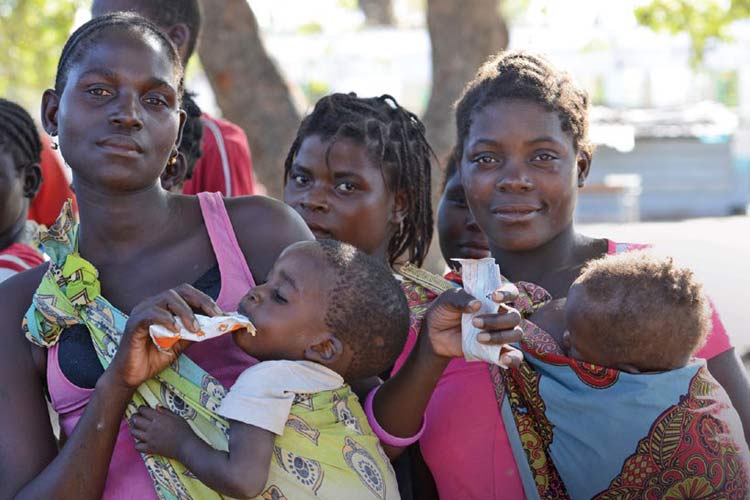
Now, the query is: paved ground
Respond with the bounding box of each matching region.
[579,216,750,361]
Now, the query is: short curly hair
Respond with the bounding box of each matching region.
[571,251,711,371]
[313,239,410,380]
[454,50,592,160]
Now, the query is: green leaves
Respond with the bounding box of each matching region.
[635,0,750,67]
[0,0,85,109]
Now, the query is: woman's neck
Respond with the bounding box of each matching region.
[490,224,592,291]
[74,178,175,264]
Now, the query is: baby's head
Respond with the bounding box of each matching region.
[564,251,711,373]
[236,240,410,381]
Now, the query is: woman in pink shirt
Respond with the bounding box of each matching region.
[370,50,749,499]
[0,13,310,499]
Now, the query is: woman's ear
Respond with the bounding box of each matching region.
[304,335,344,366]
[160,152,188,193]
[22,163,43,199]
[41,89,61,137]
[174,108,187,153]
[576,149,592,188]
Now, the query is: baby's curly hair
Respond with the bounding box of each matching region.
[571,251,711,371]
[313,239,410,380]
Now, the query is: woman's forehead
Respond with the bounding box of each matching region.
[468,100,570,145]
[68,30,178,86]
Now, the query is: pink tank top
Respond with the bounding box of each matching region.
[46,192,257,500]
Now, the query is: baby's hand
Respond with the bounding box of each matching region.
[131,406,194,459]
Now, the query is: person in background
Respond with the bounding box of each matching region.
[27,134,77,227]
[92,0,257,196]
[160,93,204,193]
[436,147,490,270]
[0,98,45,282]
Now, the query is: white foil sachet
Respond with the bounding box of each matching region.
[149,313,255,352]
[453,258,513,368]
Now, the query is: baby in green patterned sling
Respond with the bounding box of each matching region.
[131,239,408,499]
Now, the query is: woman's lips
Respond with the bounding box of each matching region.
[491,204,543,223]
[305,222,333,239]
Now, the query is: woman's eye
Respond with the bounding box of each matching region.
[144,96,167,106]
[87,88,112,97]
[472,154,497,166]
[291,174,309,186]
[335,182,356,194]
[273,290,287,304]
[533,152,557,162]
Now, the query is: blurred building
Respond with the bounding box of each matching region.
[578,102,747,222]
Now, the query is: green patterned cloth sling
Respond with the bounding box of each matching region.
[23,202,231,500]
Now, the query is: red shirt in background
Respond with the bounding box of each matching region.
[0,243,44,283]
[182,113,256,197]
[28,135,77,227]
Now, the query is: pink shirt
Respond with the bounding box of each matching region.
[395,240,733,500]
[46,192,256,499]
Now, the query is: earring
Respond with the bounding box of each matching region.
[51,141,59,150]
[168,149,178,166]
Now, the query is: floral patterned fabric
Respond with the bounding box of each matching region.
[496,281,750,499]
[261,386,399,499]
[23,202,231,500]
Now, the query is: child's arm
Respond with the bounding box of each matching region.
[131,406,274,499]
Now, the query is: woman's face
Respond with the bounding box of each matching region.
[43,31,184,193]
[460,100,589,252]
[283,135,401,262]
[437,170,489,266]
[0,149,26,240]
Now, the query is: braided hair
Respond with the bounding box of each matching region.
[55,12,183,96]
[455,50,592,160]
[178,92,203,180]
[284,93,434,267]
[0,98,42,169]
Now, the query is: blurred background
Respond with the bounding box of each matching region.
[1,0,749,354]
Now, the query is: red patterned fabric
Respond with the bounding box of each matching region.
[497,281,750,499]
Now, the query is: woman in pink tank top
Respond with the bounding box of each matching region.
[368,50,750,499]
[0,16,311,500]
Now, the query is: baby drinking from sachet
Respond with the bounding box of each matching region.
[129,240,405,500]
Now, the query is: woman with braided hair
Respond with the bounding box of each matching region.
[0,98,44,282]
[282,92,525,498]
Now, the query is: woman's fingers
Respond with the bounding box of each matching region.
[435,288,482,313]
[489,282,519,304]
[477,325,524,345]
[159,289,200,333]
[471,307,522,332]
[173,283,223,317]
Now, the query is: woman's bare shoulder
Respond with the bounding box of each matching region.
[224,195,313,280]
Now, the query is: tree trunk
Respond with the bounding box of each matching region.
[423,0,508,164]
[421,0,508,272]
[359,0,395,26]
[198,0,300,199]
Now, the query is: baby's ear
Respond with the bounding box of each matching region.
[304,335,343,366]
